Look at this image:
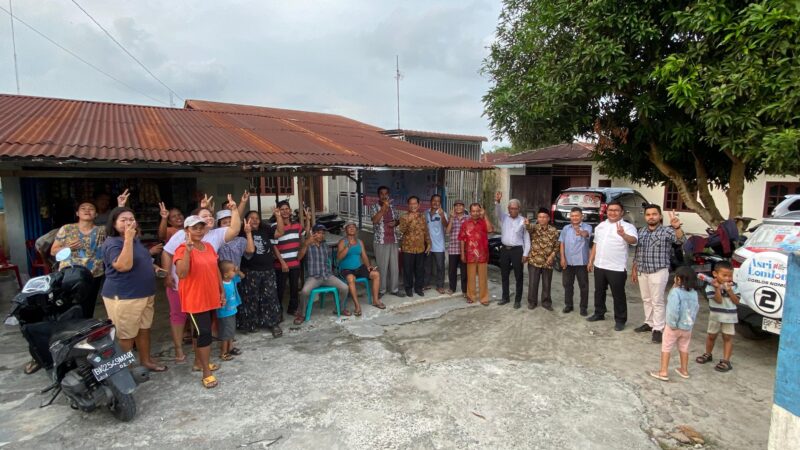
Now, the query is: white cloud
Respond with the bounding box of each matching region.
[0,0,505,144]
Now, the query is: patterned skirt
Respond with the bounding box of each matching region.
[237,269,281,329]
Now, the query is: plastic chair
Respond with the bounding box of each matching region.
[304,252,344,321]
[26,240,50,276]
[0,245,23,289]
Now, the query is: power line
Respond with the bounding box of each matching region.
[8,0,20,93]
[70,0,183,103]
[0,4,168,106]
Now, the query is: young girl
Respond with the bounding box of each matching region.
[649,266,700,381]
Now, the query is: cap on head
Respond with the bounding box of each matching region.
[215,209,232,221]
[183,215,206,228]
[345,222,357,230]
[454,200,465,206]
[312,223,326,233]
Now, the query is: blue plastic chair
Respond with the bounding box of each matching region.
[305,252,344,321]
[333,250,372,305]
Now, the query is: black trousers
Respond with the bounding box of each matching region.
[563,265,589,310]
[402,252,425,294]
[499,246,524,302]
[593,267,628,324]
[528,266,553,307]
[189,310,214,347]
[82,275,104,319]
[448,254,467,293]
[276,267,301,314]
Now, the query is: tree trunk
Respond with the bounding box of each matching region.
[724,149,746,223]
[647,142,725,227]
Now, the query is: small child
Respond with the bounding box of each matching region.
[695,261,739,372]
[649,266,699,381]
[218,260,243,361]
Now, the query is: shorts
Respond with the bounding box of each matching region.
[218,315,236,341]
[340,265,370,279]
[708,319,735,335]
[102,295,155,339]
[661,326,692,353]
[166,287,187,325]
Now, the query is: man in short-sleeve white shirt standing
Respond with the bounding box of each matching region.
[586,200,638,331]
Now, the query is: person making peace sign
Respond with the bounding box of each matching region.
[631,205,686,343]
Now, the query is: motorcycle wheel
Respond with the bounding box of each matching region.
[108,384,136,421]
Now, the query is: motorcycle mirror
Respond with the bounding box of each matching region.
[55,248,72,262]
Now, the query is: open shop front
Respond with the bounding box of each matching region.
[21,176,198,244]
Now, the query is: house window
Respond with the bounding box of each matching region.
[663,182,692,212]
[261,176,293,195]
[764,182,800,217]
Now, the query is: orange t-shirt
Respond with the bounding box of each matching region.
[174,243,221,314]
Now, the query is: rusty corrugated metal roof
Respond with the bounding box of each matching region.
[502,143,594,165]
[0,94,486,170]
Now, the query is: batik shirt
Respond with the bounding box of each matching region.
[525,223,560,268]
[398,212,431,254]
[368,203,399,245]
[459,218,489,264]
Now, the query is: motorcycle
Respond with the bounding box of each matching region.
[8,248,147,421]
[671,219,740,279]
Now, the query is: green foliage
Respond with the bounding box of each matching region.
[483,0,799,196]
[656,0,800,175]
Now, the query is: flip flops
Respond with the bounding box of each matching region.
[674,368,690,379]
[648,371,669,382]
[202,375,218,389]
[192,363,220,372]
[24,359,41,375]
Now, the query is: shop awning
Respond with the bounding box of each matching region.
[0,94,487,171]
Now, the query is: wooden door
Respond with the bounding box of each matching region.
[511,175,552,215]
[301,176,324,211]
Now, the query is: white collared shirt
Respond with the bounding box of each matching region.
[593,219,638,272]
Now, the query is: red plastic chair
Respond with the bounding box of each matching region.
[26,240,51,276]
[0,244,23,289]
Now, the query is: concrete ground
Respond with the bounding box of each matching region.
[0,264,778,449]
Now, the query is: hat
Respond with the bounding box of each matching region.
[454,199,465,206]
[312,223,327,233]
[183,215,206,228]
[344,222,357,229]
[215,209,231,221]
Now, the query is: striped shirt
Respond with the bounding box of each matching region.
[272,221,304,269]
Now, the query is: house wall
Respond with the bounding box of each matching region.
[612,174,799,234]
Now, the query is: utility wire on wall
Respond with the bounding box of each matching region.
[70,0,183,104]
[0,4,168,106]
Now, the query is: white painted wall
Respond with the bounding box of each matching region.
[613,174,800,234]
[247,177,330,218]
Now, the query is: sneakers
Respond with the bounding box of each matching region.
[652,330,663,343]
[634,323,653,333]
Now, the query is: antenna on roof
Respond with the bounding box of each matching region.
[8,0,20,94]
[394,55,402,129]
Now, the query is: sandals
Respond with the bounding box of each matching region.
[220,353,234,361]
[695,353,713,364]
[373,302,386,310]
[354,308,362,317]
[144,364,168,372]
[229,347,242,356]
[715,360,733,372]
[293,317,304,325]
[674,368,690,379]
[24,359,41,375]
[192,363,220,372]
[202,375,218,389]
[466,299,475,304]
[174,354,187,364]
[648,371,669,382]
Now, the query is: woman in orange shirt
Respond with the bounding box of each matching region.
[175,215,225,389]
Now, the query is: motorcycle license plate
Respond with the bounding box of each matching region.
[762,318,781,335]
[92,351,135,381]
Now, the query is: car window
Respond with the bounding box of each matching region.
[745,224,800,250]
[557,192,602,208]
[618,194,637,209]
[789,199,800,212]
[634,195,648,208]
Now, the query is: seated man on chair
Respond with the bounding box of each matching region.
[296,224,350,325]
[337,222,387,316]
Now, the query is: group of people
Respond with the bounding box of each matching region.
[24,185,742,389]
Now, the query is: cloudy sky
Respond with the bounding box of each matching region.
[0,0,505,147]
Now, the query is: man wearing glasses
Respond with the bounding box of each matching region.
[586,200,638,331]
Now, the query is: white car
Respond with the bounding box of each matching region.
[732,216,800,336]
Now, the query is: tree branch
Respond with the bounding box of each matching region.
[691,150,725,223]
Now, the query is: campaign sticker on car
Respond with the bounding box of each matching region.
[734,251,788,320]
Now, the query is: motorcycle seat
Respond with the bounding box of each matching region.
[49,318,104,344]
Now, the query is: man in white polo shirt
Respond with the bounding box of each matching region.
[586,200,638,331]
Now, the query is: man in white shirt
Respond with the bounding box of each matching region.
[494,192,531,309]
[586,200,638,331]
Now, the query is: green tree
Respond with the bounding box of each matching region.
[483,0,800,227]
